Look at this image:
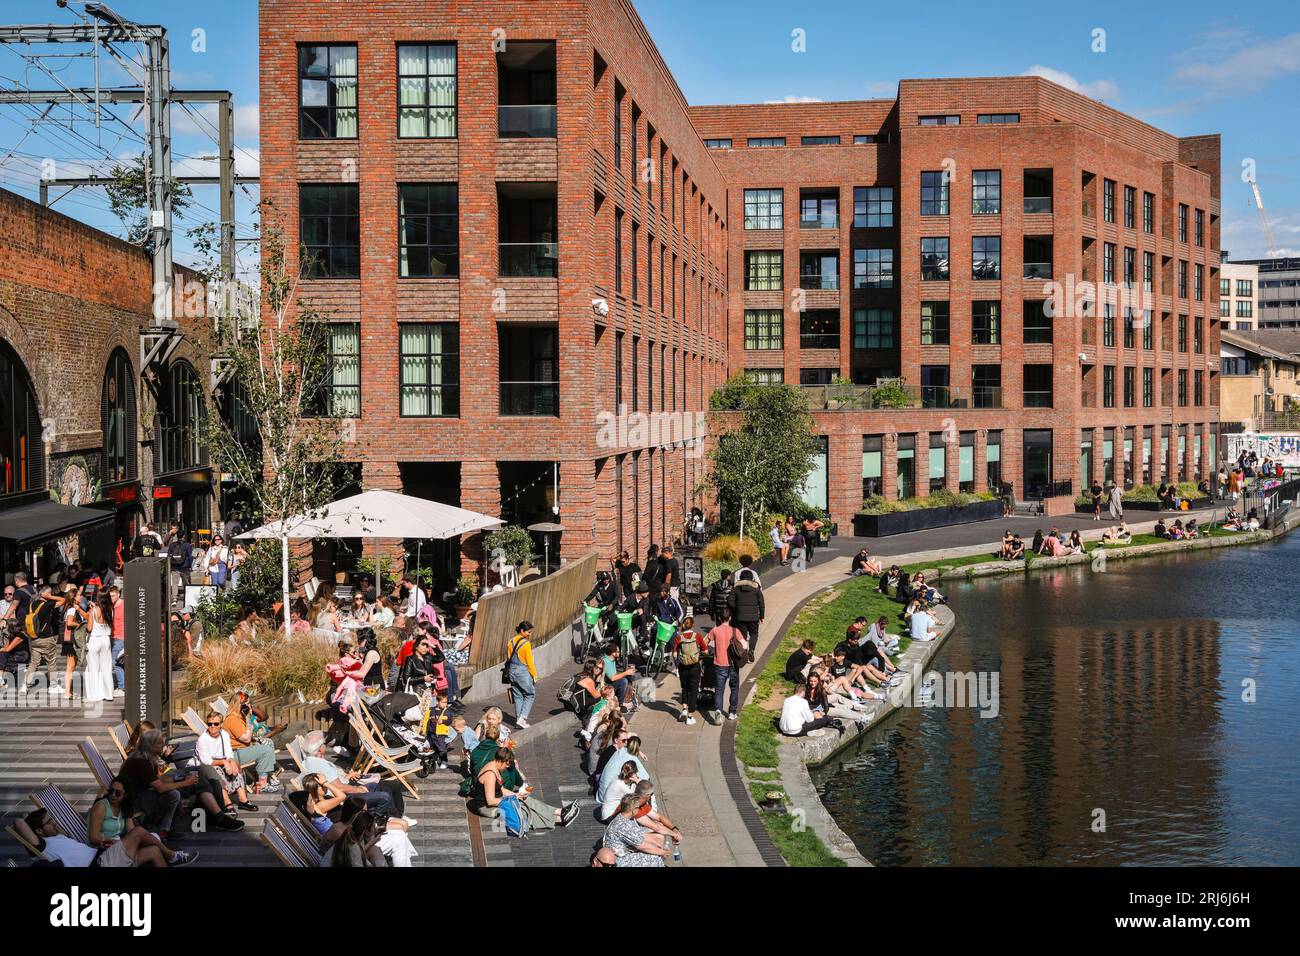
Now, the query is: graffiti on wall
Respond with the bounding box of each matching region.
[1225,432,1300,468]
[47,452,102,566]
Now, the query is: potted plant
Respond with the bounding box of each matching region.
[453,573,478,620]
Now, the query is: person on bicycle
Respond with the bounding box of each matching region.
[585,569,618,634]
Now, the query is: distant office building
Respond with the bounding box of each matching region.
[1228,257,1300,328]
[1220,260,1258,331]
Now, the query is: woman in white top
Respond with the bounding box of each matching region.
[206,534,231,588]
[599,760,640,822]
[371,596,396,629]
[82,593,116,703]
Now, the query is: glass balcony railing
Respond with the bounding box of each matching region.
[1024,196,1053,214]
[921,385,952,408]
[972,386,1003,408]
[1023,261,1053,279]
[499,242,558,277]
[1023,390,1054,408]
[799,273,839,291]
[799,383,1014,411]
[499,381,559,416]
[799,212,838,229]
[498,104,557,139]
[799,333,840,350]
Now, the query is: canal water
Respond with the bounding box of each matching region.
[813,533,1300,866]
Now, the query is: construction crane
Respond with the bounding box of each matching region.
[1245,175,1280,257]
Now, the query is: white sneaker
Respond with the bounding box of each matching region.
[726,712,738,721]
[113,688,124,698]
[401,816,418,827]
[516,718,530,729]
[806,729,827,738]
[684,716,696,726]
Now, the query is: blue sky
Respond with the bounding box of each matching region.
[0,0,1296,264]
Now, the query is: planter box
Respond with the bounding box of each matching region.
[852,499,1002,537]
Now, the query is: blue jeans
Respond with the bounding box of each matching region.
[713,664,739,714]
[111,639,124,689]
[360,783,397,817]
[509,663,536,721]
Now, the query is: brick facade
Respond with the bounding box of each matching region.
[261,2,1220,550]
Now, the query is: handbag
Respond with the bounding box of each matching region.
[500,636,522,686]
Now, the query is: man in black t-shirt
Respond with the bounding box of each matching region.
[659,545,681,600]
[642,545,664,596]
[784,639,821,683]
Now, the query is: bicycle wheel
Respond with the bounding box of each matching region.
[647,645,663,679]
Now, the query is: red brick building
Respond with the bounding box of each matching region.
[0,187,215,577]
[260,1,1219,569]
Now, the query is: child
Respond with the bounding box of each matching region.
[420,691,453,770]
[445,714,479,770]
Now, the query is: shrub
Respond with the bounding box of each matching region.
[483,524,535,569]
[180,640,260,693]
[232,539,286,612]
[250,638,336,699]
[354,555,398,592]
[860,490,995,513]
[1122,484,1159,502]
[701,535,759,563]
[869,379,912,409]
[193,590,241,642]
[454,574,478,606]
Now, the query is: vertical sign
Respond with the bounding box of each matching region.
[124,556,169,727]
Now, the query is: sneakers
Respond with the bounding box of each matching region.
[726,711,738,721]
[401,816,418,827]
[515,718,530,729]
[236,800,259,812]
[169,850,197,867]
[560,801,582,827]
[212,813,245,832]
[683,715,696,726]
[259,779,282,794]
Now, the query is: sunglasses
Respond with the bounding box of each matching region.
[206,721,222,727]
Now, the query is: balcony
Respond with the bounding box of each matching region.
[498,104,557,139]
[799,272,839,291]
[1023,261,1053,280]
[972,386,1003,408]
[1024,196,1053,215]
[799,333,840,350]
[499,242,558,277]
[1082,200,1096,219]
[499,381,559,416]
[1023,391,1054,408]
[799,211,839,230]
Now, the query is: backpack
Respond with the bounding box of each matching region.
[556,674,580,711]
[499,794,530,838]
[677,630,701,667]
[25,599,47,640]
[169,539,186,566]
[727,627,752,668]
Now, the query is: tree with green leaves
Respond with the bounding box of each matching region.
[705,376,819,540]
[104,154,194,251]
[197,205,350,634]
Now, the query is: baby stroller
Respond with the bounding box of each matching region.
[366,691,440,777]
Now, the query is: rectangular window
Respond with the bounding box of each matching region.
[799,368,836,386]
[1123,366,1135,407]
[986,430,1003,490]
[972,236,1001,280]
[1123,308,1135,348]
[1237,278,1253,297]
[1103,304,1115,347]
[747,136,786,147]
[1024,299,1053,344]
[1178,261,1188,298]
[853,308,894,349]
[972,170,1001,215]
[921,366,950,409]
[1178,369,1188,406]
[1123,185,1135,228]
[1194,264,1204,301]
[631,221,639,299]
[613,82,623,169]
[745,368,783,385]
[921,237,949,280]
[801,135,840,145]
[853,134,879,144]
[973,364,1001,408]
[972,301,1000,345]
[853,186,893,227]
[1103,242,1116,284]
[920,301,950,345]
[614,209,623,293]
[929,431,948,491]
[1195,208,1204,246]
[1103,179,1115,223]
[398,44,457,137]
[897,434,916,500]
[499,325,559,416]
[1194,316,1203,353]
[853,248,893,289]
[1123,247,1135,288]
[1023,364,1053,408]
[703,138,732,149]
[1178,204,1188,243]
[799,251,839,290]
[300,184,360,278]
[1142,309,1154,349]
[1178,314,1188,353]
[1236,300,1253,318]
[918,115,960,126]
[1194,370,1204,405]
[1221,298,1232,317]
[1221,277,1231,297]
[744,250,783,290]
[744,188,784,229]
[399,323,459,416]
[862,435,883,499]
[799,311,839,350]
[977,113,1019,124]
[1143,251,1154,292]
[920,171,949,215]
[310,322,361,416]
[800,189,839,229]
[398,183,458,277]
[1103,365,1115,408]
[1143,191,1154,233]
[299,44,358,139]
[1143,367,1153,407]
[743,310,782,350]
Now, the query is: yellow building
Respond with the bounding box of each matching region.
[1219,330,1300,429]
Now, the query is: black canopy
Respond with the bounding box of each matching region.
[0,499,114,549]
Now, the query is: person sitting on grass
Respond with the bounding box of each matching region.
[1068,530,1085,554]
[1008,535,1025,560]
[841,635,898,690]
[1169,518,1187,540]
[1031,529,1045,555]
[1101,523,1130,543]
[877,564,901,595]
[1154,518,1170,538]
[999,530,1015,560]
[806,670,871,723]
[784,638,821,682]
[1185,518,1199,539]
[1245,508,1261,531]
[1040,527,1067,557]
[823,647,884,703]
[866,615,901,655]
[851,548,882,577]
[778,681,837,738]
[911,572,946,606]
[910,603,939,643]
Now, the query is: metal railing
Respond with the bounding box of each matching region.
[499,242,558,277]
[498,104,557,138]
[800,383,1002,411]
[972,386,1003,408]
[499,381,559,416]
[799,272,839,290]
[799,333,840,350]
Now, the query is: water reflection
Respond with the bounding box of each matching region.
[813,535,1300,866]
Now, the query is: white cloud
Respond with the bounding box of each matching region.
[1172,32,1300,95]
[762,95,823,104]
[1022,65,1119,102]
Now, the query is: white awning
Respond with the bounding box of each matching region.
[237,488,503,541]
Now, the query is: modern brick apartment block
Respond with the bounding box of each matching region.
[694,77,1221,523]
[260,0,730,581]
[262,1,1221,564]
[1220,261,1258,331]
